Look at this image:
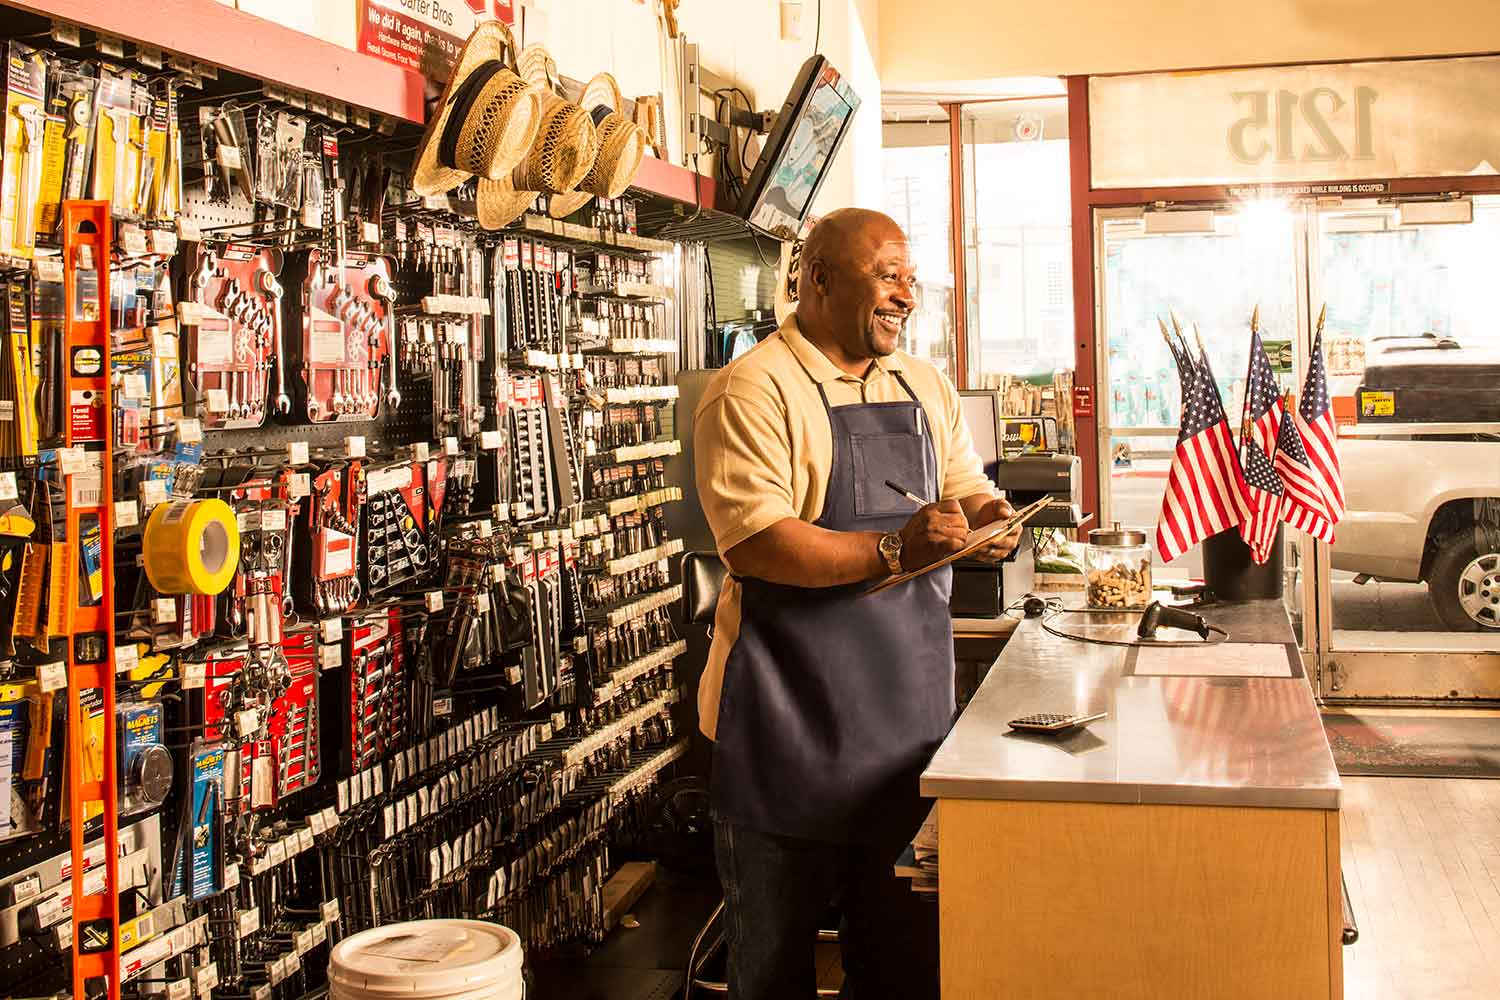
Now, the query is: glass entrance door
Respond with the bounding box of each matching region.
[1094,202,1312,646]
[1309,197,1500,699]
[1094,196,1500,696]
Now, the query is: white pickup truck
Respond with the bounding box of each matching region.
[1334,338,1500,631]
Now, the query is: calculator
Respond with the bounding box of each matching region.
[1007,711,1107,734]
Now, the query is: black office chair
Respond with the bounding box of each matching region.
[679,552,840,998]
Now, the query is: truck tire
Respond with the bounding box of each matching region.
[1428,533,1500,631]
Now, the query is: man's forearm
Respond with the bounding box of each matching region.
[724,518,887,588]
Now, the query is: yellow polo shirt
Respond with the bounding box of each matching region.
[693,314,995,739]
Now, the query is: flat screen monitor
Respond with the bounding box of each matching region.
[959,390,1003,487]
[737,55,861,240]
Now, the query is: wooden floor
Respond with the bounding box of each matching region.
[1342,777,1500,998]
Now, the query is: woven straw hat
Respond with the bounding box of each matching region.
[548,72,647,219]
[477,44,599,231]
[411,22,539,196]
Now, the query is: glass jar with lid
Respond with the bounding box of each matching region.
[1085,523,1153,609]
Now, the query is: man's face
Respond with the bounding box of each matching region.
[822,237,917,360]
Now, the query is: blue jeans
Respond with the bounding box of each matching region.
[712,815,939,1000]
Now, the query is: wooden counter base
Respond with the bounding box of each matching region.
[937,797,1343,999]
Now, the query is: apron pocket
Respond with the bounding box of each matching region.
[851,432,935,518]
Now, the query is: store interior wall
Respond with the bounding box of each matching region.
[235,0,884,216]
[877,0,1500,83]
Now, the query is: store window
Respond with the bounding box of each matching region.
[883,120,957,379]
[1316,197,1500,645]
[960,98,1073,390]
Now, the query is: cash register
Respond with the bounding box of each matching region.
[952,391,1085,617]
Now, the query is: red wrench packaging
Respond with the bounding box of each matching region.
[179,241,287,429]
[337,609,406,774]
[293,460,365,616]
[281,248,397,424]
[267,649,320,803]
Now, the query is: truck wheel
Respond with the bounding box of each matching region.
[1428,534,1500,631]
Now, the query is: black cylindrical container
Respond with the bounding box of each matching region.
[1202,526,1284,600]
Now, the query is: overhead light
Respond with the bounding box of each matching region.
[1143,209,1216,234]
[1398,198,1472,226]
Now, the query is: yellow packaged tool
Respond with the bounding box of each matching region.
[143,499,241,595]
[2,42,48,260]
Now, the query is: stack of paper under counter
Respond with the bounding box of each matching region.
[894,806,939,896]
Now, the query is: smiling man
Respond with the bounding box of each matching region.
[694,208,1019,999]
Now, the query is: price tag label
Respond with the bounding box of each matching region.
[58,447,85,475]
[288,441,309,465]
[476,593,491,613]
[252,987,270,1000]
[346,436,366,459]
[0,472,16,504]
[237,907,261,939]
[223,862,240,889]
[425,591,444,612]
[295,929,314,956]
[167,981,191,1000]
[236,708,261,738]
[181,661,206,689]
[310,921,327,946]
[479,430,502,450]
[38,661,66,692]
[114,500,140,528]
[217,144,243,170]
[114,644,138,674]
[478,520,492,539]
[322,806,340,830]
[320,618,343,642]
[444,437,459,456]
[288,473,310,499]
[413,442,430,462]
[152,598,177,624]
[177,418,203,444]
[141,479,168,505]
[204,388,229,413]
[121,372,150,400]
[361,222,380,244]
[196,962,219,993]
[434,696,452,717]
[321,899,341,925]
[310,810,329,836]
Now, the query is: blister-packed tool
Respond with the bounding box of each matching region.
[180,242,284,429]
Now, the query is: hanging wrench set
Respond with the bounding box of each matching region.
[0,25,690,1000]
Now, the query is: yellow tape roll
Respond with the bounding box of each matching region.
[142,499,241,595]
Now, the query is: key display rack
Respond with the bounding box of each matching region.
[0,8,706,1000]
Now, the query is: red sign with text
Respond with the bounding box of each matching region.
[357,0,513,79]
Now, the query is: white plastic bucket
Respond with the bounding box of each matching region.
[328,920,524,1000]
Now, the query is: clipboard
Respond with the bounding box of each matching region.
[866,497,1054,595]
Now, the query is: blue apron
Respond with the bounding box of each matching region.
[711,370,956,845]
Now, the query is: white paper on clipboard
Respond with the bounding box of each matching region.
[1134,643,1294,678]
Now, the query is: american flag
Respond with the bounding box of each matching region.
[1274,401,1336,543]
[1238,332,1285,563]
[1292,328,1346,523]
[1156,345,1251,563]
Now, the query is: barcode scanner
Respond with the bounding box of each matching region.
[1137,601,1212,640]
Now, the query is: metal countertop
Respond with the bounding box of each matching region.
[921,599,1342,809]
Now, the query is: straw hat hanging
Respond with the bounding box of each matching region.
[477,44,599,231]
[548,72,647,219]
[411,21,539,196]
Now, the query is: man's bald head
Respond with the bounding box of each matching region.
[795,209,916,372]
[801,208,907,279]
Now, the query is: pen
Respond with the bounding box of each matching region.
[885,480,931,507]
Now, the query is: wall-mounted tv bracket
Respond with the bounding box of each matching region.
[678,38,774,166]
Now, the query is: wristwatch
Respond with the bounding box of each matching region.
[878,532,904,574]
